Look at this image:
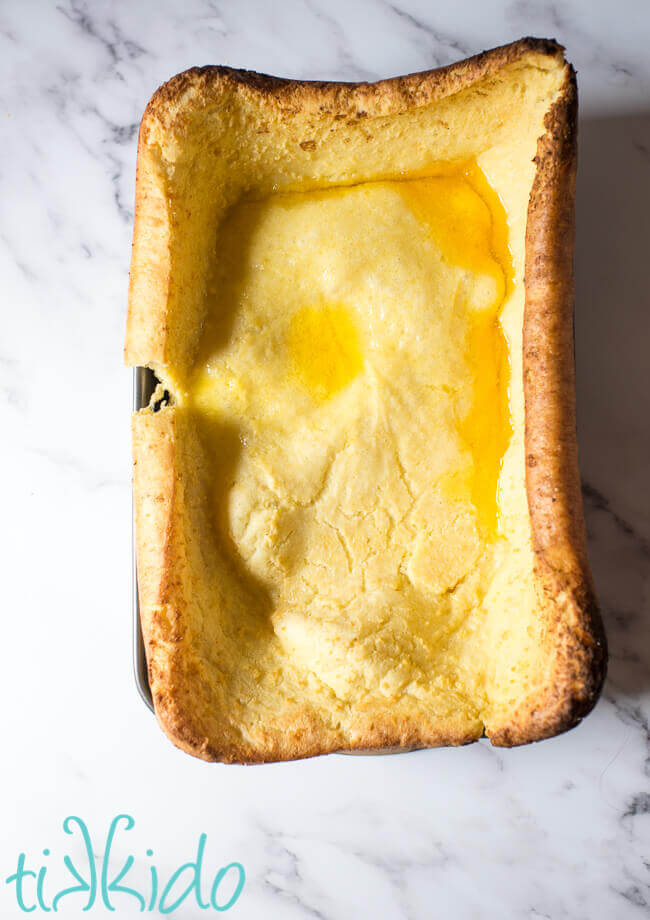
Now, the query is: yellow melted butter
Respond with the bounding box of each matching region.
[395,163,513,538]
[188,160,513,548]
[288,303,363,401]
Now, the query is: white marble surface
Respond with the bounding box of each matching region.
[1,0,649,917]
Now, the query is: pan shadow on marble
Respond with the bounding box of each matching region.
[575,113,650,698]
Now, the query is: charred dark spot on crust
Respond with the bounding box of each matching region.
[299,139,317,151]
[527,454,538,467]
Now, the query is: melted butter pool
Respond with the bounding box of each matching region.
[288,303,363,401]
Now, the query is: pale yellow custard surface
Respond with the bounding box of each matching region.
[171,164,517,716]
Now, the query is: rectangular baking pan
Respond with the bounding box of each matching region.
[133,367,157,712]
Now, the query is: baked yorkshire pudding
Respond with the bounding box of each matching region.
[126,38,606,763]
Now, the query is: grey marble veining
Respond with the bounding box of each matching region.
[1,1,649,918]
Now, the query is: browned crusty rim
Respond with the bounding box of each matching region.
[142,36,564,125]
[494,63,607,746]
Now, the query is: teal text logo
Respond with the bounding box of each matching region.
[6,815,245,913]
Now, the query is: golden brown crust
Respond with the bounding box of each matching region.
[133,411,256,763]
[132,410,204,758]
[124,127,170,367]
[128,38,606,762]
[143,36,561,121]
[488,65,606,746]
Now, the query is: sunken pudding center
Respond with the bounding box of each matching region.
[184,163,513,697]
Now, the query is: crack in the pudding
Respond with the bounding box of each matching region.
[318,518,354,574]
